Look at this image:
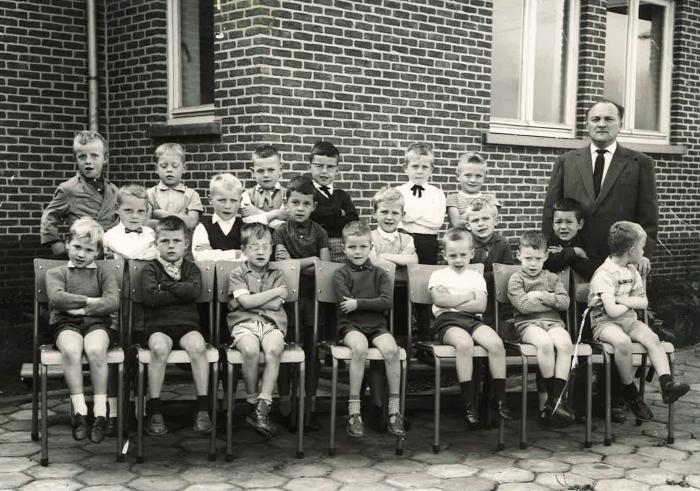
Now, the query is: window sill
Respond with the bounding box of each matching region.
[149,120,221,139]
[483,132,686,155]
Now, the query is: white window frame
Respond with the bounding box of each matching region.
[166,0,215,125]
[489,0,580,139]
[610,0,674,146]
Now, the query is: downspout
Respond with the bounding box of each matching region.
[87,0,98,131]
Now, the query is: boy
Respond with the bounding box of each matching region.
[429,228,514,428]
[447,153,501,228]
[46,218,119,443]
[334,221,406,437]
[192,173,244,262]
[308,141,359,262]
[589,221,689,421]
[227,223,288,438]
[141,216,213,436]
[104,184,158,261]
[273,175,331,430]
[146,143,203,231]
[240,144,288,229]
[544,198,596,281]
[41,131,119,257]
[508,231,574,426]
[466,198,514,281]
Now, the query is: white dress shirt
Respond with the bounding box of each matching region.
[192,214,243,262]
[103,222,158,260]
[590,141,617,185]
[397,181,446,235]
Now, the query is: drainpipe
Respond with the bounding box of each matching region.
[87,0,98,131]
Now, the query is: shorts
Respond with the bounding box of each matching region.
[146,324,198,346]
[338,325,390,344]
[54,323,116,344]
[592,317,640,340]
[432,311,485,344]
[230,319,284,347]
[515,319,566,339]
[328,237,345,263]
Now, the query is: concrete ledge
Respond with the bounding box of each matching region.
[149,120,222,139]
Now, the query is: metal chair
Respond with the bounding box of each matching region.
[314,258,408,456]
[214,259,306,461]
[126,259,219,462]
[32,257,126,466]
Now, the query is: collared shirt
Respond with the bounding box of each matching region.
[157,256,183,280]
[428,266,487,318]
[312,180,334,197]
[147,182,204,216]
[240,183,286,228]
[446,191,501,221]
[40,173,119,245]
[227,261,288,334]
[590,141,617,184]
[396,181,446,235]
[191,215,243,262]
[588,257,645,327]
[272,219,329,260]
[103,221,158,261]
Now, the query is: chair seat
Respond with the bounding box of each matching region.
[416,341,488,358]
[226,344,305,364]
[319,342,407,361]
[39,345,125,365]
[136,344,219,364]
[599,341,674,355]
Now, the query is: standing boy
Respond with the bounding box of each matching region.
[104,184,158,261]
[447,152,501,228]
[240,144,288,229]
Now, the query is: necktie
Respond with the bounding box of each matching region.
[262,190,272,210]
[411,184,424,198]
[319,186,332,199]
[125,228,143,234]
[593,149,606,197]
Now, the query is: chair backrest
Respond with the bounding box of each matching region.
[492,263,521,304]
[572,270,590,303]
[217,259,301,304]
[407,263,484,305]
[125,259,214,303]
[314,259,396,304]
[34,257,125,304]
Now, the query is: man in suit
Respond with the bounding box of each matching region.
[542,99,659,423]
[543,99,658,276]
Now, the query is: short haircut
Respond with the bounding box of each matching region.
[466,197,498,217]
[456,152,487,174]
[519,231,547,251]
[553,197,585,221]
[155,215,187,237]
[342,221,372,242]
[608,221,646,256]
[209,173,243,195]
[68,217,104,246]
[252,144,281,164]
[309,141,340,164]
[154,142,186,163]
[443,227,473,248]
[241,223,272,248]
[371,186,405,211]
[286,174,316,199]
[73,130,108,155]
[405,142,433,166]
[117,184,149,206]
[586,98,625,120]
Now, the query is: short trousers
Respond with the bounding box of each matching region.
[146,324,198,346]
[328,237,345,263]
[338,325,390,344]
[515,319,566,339]
[54,323,116,344]
[230,319,284,347]
[592,317,641,341]
[431,311,485,343]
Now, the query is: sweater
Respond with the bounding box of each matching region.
[141,259,202,329]
[310,188,359,238]
[544,234,598,281]
[199,215,242,251]
[333,260,393,332]
[507,269,570,328]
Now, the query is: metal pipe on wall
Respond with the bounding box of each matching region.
[87,0,98,131]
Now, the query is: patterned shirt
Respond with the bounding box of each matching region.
[227,262,288,334]
[147,182,204,219]
[272,219,329,260]
[588,257,646,327]
[241,183,287,228]
[446,191,501,221]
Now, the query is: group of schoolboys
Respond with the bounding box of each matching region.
[40,130,689,447]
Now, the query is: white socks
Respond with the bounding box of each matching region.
[71,393,88,416]
[93,394,107,418]
[108,397,118,418]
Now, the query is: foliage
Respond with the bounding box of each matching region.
[647,272,700,348]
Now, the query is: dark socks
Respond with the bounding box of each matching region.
[659,374,672,389]
[492,378,506,402]
[149,398,162,415]
[459,381,474,407]
[197,395,208,412]
[547,377,567,403]
[622,382,639,401]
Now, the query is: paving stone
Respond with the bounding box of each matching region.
[129,476,189,490]
[0,456,34,472]
[321,453,371,469]
[650,486,696,491]
[535,471,595,490]
[234,471,288,489]
[590,443,637,456]
[462,454,516,469]
[410,450,464,465]
[0,442,39,457]
[569,462,625,479]
[636,445,689,461]
[10,410,56,421]
[532,437,582,453]
[130,460,184,476]
[27,463,84,479]
[668,438,700,453]
[594,478,651,491]
[384,472,442,489]
[659,458,700,475]
[337,484,395,491]
[329,467,386,484]
[30,447,88,464]
[550,450,602,465]
[0,471,31,488]
[425,464,478,478]
[180,467,236,483]
[516,458,570,473]
[284,477,339,491]
[685,475,700,487]
[183,485,241,491]
[19,479,82,491]
[81,486,132,491]
[77,469,137,486]
[499,447,551,460]
[497,483,549,491]
[605,453,660,469]
[373,458,426,474]
[276,462,332,479]
[477,467,534,483]
[626,467,684,486]
[436,476,496,491]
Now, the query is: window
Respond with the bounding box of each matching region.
[490,0,579,138]
[605,0,673,143]
[167,0,215,124]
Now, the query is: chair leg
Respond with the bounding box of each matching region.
[519,355,527,450]
[136,361,145,463]
[667,353,675,444]
[328,356,338,457]
[297,361,305,459]
[116,363,125,462]
[395,358,406,456]
[40,364,49,467]
[604,353,612,446]
[31,361,39,442]
[226,362,234,462]
[209,361,218,461]
[433,354,441,454]
[585,358,593,448]
[636,354,647,426]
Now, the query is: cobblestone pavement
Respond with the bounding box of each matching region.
[1,347,699,490]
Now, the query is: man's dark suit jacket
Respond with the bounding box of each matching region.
[542,144,658,269]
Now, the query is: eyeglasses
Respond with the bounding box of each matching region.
[246,244,272,252]
[311,163,338,171]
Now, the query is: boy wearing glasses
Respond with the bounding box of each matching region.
[227,223,289,438]
[308,141,359,262]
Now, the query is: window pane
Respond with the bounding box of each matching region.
[634,2,664,131]
[604,1,629,107]
[491,0,524,119]
[533,0,570,123]
[180,0,214,107]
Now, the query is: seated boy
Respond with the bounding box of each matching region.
[334,221,406,438]
[589,221,689,421]
[41,131,119,257]
[192,173,243,262]
[429,227,515,428]
[46,218,119,442]
[227,223,288,438]
[544,198,596,281]
[240,144,288,229]
[508,231,574,427]
[141,216,213,436]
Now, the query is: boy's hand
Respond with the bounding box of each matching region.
[589,294,603,308]
[272,208,289,220]
[275,248,290,260]
[194,244,212,252]
[636,257,651,277]
[547,245,563,254]
[159,280,175,291]
[66,308,86,316]
[276,285,289,301]
[269,297,285,310]
[340,296,358,313]
[527,291,544,302]
[241,204,263,217]
[573,247,588,259]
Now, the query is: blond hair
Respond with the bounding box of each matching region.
[154,142,185,163]
[371,186,405,211]
[209,173,243,195]
[68,217,104,246]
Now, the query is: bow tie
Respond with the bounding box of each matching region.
[411,184,424,198]
[125,228,143,234]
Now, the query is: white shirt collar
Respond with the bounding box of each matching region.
[157,181,186,192]
[312,180,333,194]
[67,260,97,269]
[212,214,237,225]
[590,141,617,158]
[255,182,281,192]
[376,227,399,242]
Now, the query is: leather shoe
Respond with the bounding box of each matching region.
[662,381,690,404]
[89,416,106,443]
[72,414,89,441]
[625,397,653,421]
